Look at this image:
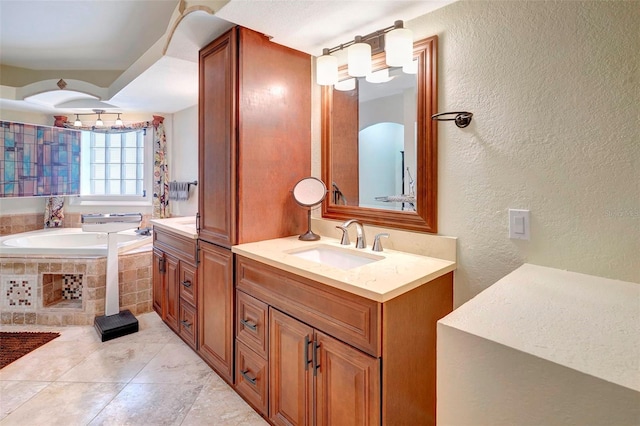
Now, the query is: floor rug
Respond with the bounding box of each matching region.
[0,332,60,369]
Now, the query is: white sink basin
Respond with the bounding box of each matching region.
[288,245,382,270]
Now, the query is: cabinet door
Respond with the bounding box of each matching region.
[269,309,313,426]
[152,248,164,316]
[315,331,380,426]
[197,240,234,383]
[164,253,180,333]
[198,28,237,247]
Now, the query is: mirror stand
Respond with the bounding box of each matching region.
[292,177,327,241]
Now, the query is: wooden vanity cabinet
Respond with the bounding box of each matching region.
[152,227,198,349]
[235,255,453,426]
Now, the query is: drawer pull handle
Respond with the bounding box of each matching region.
[240,369,257,386]
[304,335,312,371]
[240,319,257,332]
[313,342,321,376]
[181,320,191,328]
[181,280,192,288]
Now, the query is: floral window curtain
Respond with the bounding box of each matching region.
[152,115,170,218]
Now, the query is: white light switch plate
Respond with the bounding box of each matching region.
[509,209,530,240]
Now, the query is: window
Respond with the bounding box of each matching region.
[74,129,152,205]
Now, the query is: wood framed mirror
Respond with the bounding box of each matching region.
[321,35,438,233]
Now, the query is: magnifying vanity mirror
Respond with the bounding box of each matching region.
[321,36,438,233]
[293,177,327,241]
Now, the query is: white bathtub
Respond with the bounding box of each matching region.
[0,228,152,256]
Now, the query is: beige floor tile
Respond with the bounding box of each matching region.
[56,342,166,383]
[180,374,268,426]
[87,382,202,426]
[0,312,264,424]
[0,341,100,381]
[0,382,125,425]
[130,343,212,385]
[0,381,50,420]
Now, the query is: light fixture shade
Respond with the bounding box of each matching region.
[115,114,123,127]
[385,23,413,67]
[334,78,356,91]
[402,59,418,74]
[95,116,103,127]
[316,52,338,86]
[347,38,371,77]
[74,115,82,127]
[366,68,393,84]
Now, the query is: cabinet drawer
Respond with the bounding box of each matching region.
[236,256,381,357]
[236,290,268,358]
[153,227,197,263]
[236,340,268,416]
[179,301,197,349]
[179,262,197,306]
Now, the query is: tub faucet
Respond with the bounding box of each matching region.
[341,219,366,249]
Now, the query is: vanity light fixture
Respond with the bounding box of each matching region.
[316,20,414,86]
[70,109,126,128]
[316,48,339,85]
[347,36,372,77]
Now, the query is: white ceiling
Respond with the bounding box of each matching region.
[0,0,455,116]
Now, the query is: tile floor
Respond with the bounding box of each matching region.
[0,312,268,425]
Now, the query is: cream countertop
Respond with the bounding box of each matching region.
[439,264,640,392]
[232,236,456,303]
[150,216,197,239]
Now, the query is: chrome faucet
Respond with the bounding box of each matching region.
[341,219,366,249]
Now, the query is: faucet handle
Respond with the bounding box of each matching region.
[372,233,389,252]
[335,225,350,245]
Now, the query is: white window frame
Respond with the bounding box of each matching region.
[69,129,153,207]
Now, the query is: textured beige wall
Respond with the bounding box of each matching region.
[312,1,640,305]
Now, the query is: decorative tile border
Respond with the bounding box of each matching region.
[2,275,37,309]
[63,274,83,300]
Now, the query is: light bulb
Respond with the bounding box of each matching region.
[347,36,371,77]
[95,115,103,127]
[74,115,82,127]
[316,49,338,86]
[115,114,123,127]
[385,21,413,67]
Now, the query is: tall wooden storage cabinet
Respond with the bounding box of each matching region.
[197,26,311,384]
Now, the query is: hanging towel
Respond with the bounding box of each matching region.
[169,181,190,201]
[44,196,65,228]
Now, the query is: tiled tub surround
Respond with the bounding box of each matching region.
[0,212,152,237]
[0,249,152,326]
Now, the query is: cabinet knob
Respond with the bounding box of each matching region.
[240,318,257,332]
